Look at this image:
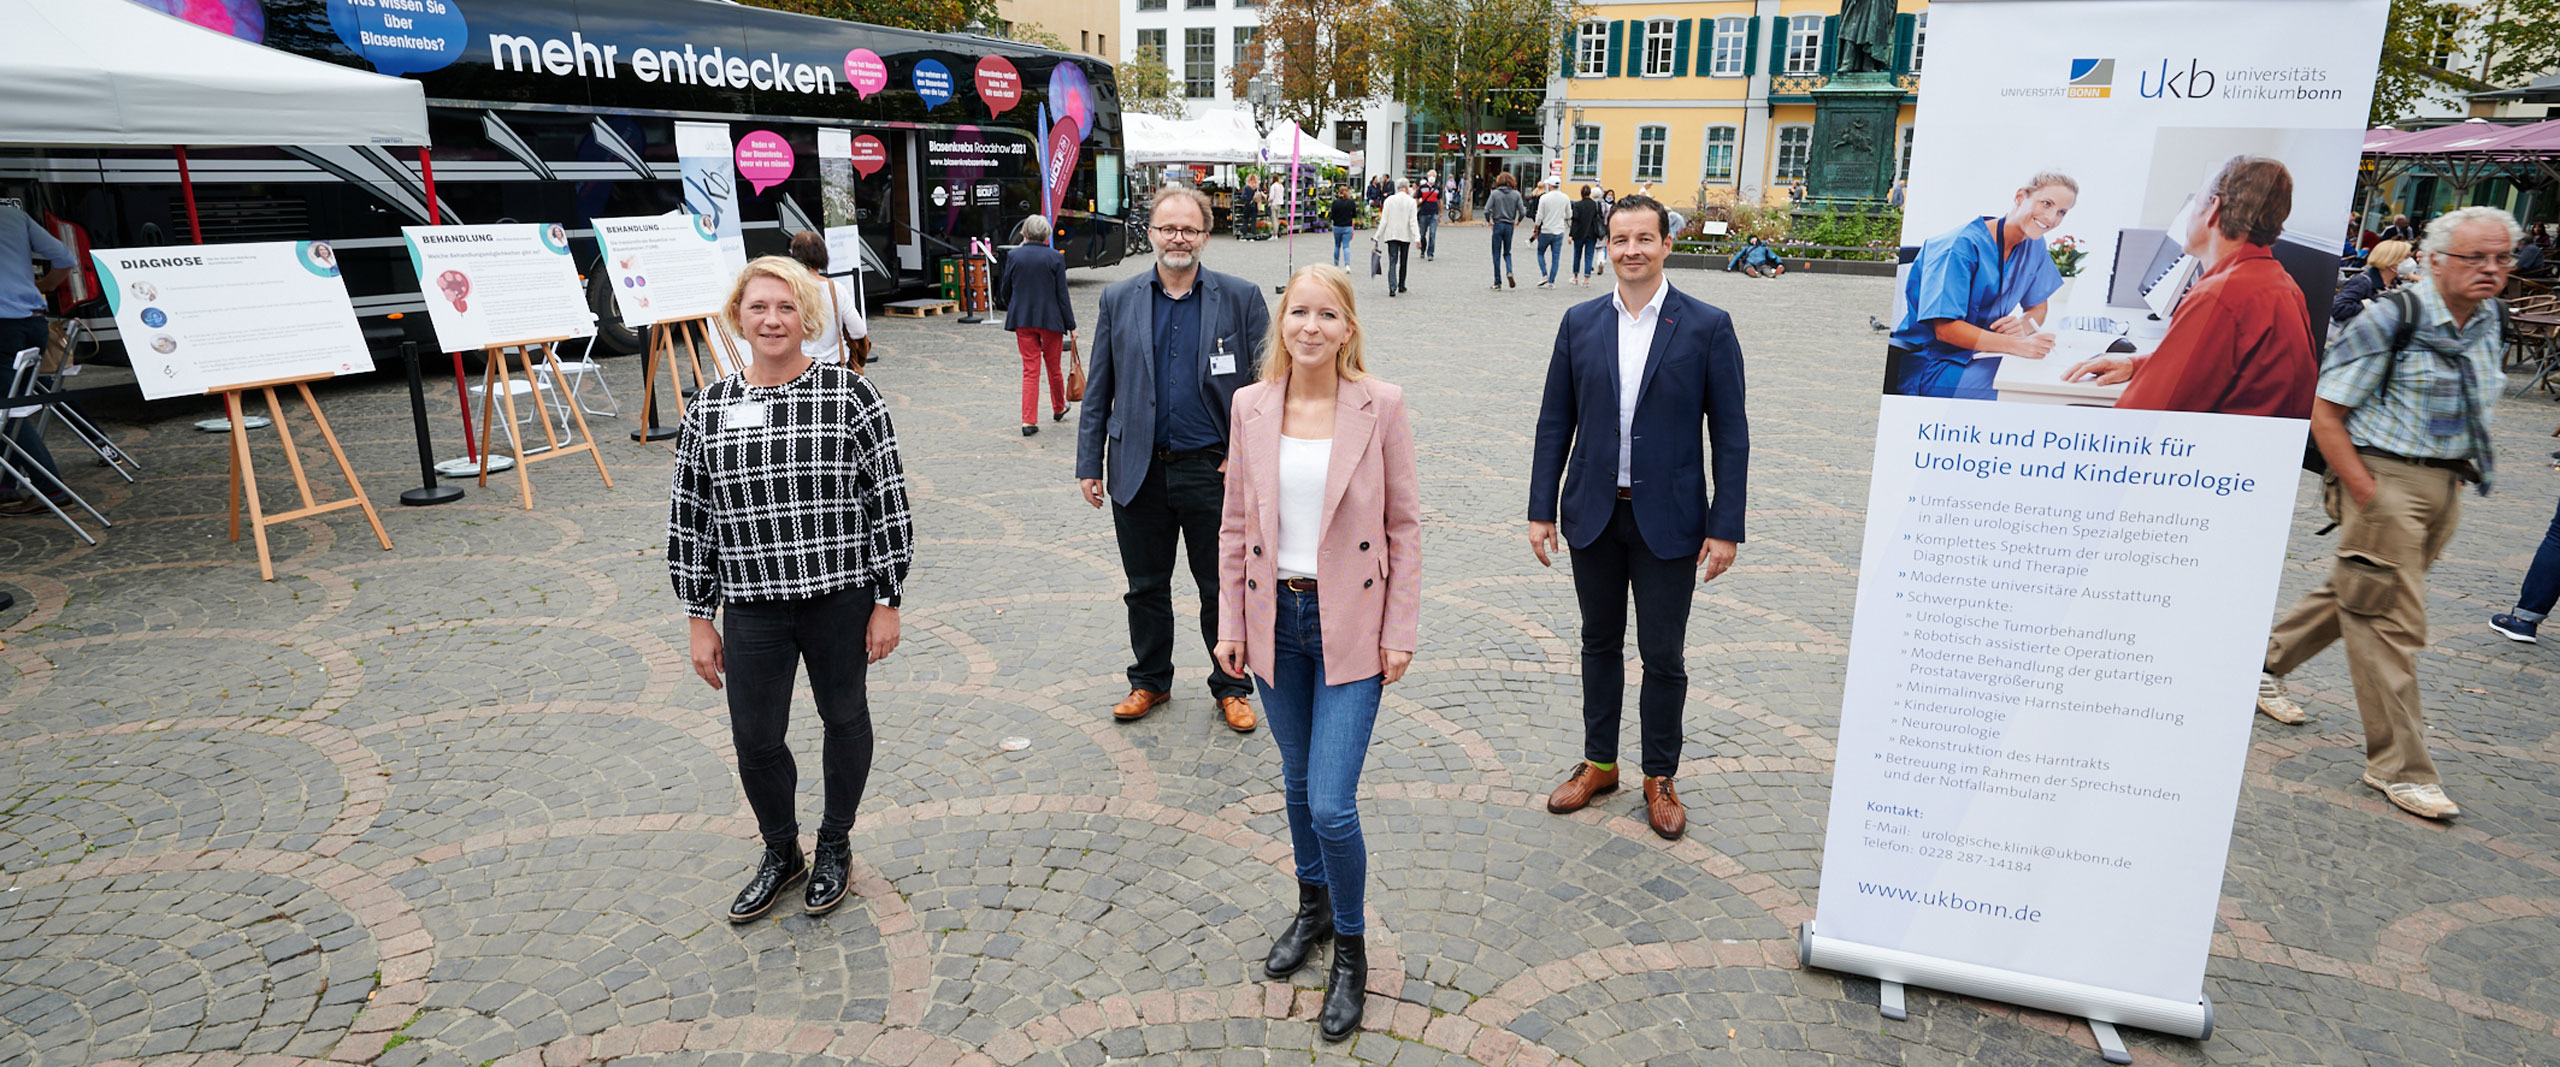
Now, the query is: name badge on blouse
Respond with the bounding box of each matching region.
[723,402,768,430]
[1210,338,1238,377]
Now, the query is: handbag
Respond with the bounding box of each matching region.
[1369,238,1383,278]
[827,280,870,372]
[1064,333,1086,403]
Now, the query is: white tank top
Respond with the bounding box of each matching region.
[1276,435,1332,580]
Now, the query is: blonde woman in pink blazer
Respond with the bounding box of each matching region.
[1213,264,1420,1045]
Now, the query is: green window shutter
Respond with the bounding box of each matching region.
[1819,14,1838,75]
[1744,16,1760,77]
[1673,19,1692,77]
[1607,20,1624,77]
[1892,13,1915,75]
[1768,17,1788,74]
[1562,27,1576,77]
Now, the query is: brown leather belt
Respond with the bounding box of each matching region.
[1279,577,1318,592]
[1616,486,1633,500]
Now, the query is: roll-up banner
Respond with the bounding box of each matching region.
[1807,0,2387,1039]
[816,128,869,281]
[675,121,750,279]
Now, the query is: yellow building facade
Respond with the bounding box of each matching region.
[1557,0,1928,206]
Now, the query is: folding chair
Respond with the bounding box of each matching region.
[531,336,619,427]
[1,348,111,543]
[24,321,138,481]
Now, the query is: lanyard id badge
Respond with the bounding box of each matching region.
[1210,337,1238,376]
[724,401,768,430]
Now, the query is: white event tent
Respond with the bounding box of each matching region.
[0,0,432,241]
[1263,121,1353,167]
[1124,110,1264,166]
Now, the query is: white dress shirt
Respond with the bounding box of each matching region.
[1275,434,1333,579]
[1611,280,1668,488]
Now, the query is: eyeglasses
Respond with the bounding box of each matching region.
[1150,225,1207,241]
[2435,249,2519,268]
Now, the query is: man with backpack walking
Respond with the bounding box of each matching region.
[2255,205,2522,821]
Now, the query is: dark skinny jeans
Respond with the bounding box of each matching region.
[2516,491,2560,622]
[722,585,878,851]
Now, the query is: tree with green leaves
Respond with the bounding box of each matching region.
[1380,0,1579,220]
[1117,47,1191,119]
[2371,0,2483,124]
[1226,0,1392,142]
[2474,0,2560,87]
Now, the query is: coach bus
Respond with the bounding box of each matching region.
[4,0,1126,357]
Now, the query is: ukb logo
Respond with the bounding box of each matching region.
[2138,59,2218,99]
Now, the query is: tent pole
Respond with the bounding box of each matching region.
[418,146,481,464]
[174,146,204,244]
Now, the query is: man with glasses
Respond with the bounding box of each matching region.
[2254,205,2521,821]
[1077,186,1270,732]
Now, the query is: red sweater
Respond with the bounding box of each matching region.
[2116,243,2317,419]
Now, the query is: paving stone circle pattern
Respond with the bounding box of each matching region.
[3,232,2559,1067]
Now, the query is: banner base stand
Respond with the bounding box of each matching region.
[1878,980,1907,1021]
[1800,921,2213,1044]
[2088,1020,2133,1065]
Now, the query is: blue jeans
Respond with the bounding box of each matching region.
[1418,214,1438,258]
[1535,233,1563,283]
[1573,238,1600,277]
[1489,222,1515,283]
[1256,586,1382,935]
[2516,491,2560,621]
[1332,225,1354,266]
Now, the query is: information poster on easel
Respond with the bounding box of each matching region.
[592,214,730,326]
[400,223,595,352]
[90,241,373,400]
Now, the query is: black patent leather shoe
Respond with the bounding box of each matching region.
[1319,932,1367,1043]
[1262,880,1333,978]
[806,836,851,915]
[727,843,806,923]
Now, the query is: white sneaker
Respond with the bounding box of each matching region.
[2361,774,2460,819]
[2255,672,2308,725]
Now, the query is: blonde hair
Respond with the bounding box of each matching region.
[2366,239,2413,275]
[723,255,824,342]
[1259,265,1369,384]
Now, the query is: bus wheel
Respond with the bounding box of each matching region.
[587,270,645,356]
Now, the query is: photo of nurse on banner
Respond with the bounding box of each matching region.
[1884,126,2358,417]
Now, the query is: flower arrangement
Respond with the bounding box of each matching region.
[2048,235,2089,278]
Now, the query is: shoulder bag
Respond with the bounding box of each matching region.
[828,279,871,372]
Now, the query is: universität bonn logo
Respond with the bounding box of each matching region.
[2068,58,2115,98]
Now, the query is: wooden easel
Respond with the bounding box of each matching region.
[475,337,614,509]
[219,374,393,581]
[635,316,743,432]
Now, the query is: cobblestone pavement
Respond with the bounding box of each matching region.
[3,229,2559,1067]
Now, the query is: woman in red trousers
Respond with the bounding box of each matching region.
[999,215,1076,436]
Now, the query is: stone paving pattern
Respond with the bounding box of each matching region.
[3,231,2558,1067]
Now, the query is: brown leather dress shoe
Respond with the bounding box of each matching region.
[1642,777,1686,840]
[1219,696,1257,732]
[1546,762,1619,813]
[1112,688,1169,721]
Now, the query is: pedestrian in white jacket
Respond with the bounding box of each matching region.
[1532,181,1574,287]
[1377,182,1421,297]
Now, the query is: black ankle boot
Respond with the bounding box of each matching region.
[1319,933,1366,1043]
[727,843,806,923]
[805,835,851,915]
[1262,880,1333,978]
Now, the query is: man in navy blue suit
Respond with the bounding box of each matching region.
[1526,194,1749,841]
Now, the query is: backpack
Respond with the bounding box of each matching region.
[2302,286,2510,476]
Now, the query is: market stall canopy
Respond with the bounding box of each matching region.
[2368,118,2536,156]
[0,0,429,146]
[2361,127,2427,153]
[1124,110,1262,165]
[1264,121,1353,166]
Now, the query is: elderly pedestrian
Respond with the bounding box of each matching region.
[2257,205,2523,821]
[1000,215,1076,436]
[670,255,913,922]
[1215,264,1419,1044]
[1076,185,1270,731]
[1376,181,1419,297]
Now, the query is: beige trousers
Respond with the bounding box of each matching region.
[2265,453,2463,785]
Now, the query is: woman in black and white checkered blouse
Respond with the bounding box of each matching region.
[668,255,913,924]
